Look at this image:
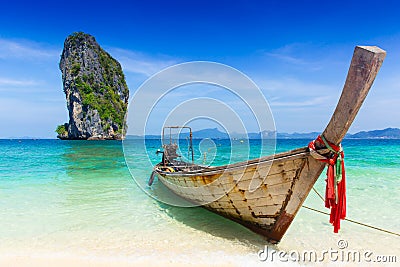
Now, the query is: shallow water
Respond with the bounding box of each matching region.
[0,139,399,265]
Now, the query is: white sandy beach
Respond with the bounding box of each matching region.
[1,205,398,267]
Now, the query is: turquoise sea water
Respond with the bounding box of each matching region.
[0,139,399,265]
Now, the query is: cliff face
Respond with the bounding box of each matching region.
[57,32,129,140]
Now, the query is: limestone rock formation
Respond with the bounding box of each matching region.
[56,32,129,140]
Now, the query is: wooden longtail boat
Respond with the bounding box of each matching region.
[150,46,386,243]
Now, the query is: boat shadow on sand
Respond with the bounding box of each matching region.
[152,182,267,248]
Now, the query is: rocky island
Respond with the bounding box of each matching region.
[56,32,129,140]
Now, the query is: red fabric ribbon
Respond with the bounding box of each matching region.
[308,135,346,233]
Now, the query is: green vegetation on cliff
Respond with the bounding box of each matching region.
[55,124,67,135]
[61,32,129,137]
[55,123,68,139]
[75,76,127,129]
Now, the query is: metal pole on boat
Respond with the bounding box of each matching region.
[190,130,194,163]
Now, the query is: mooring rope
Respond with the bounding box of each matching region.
[312,187,325,202]
[302,187,400,237]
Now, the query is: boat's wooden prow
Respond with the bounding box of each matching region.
[321,46,386,145]
[267,46,386,242]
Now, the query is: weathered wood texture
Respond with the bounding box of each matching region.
[156,46,386,243]
[322,46,386,145]
[158,151,308,231]
[267,46,386,241]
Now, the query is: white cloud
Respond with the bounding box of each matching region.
[107,47,179,77]
[0,77,40,87]
[270,96,331,107]
[254,75,339,103]
[263,43,319,68]
[0,38,59,60]
[260,42,350,74]
[265,52,308,66]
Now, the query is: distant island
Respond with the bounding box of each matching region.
[128,127,400,139]
[345,128,400,139]
[56,32,129,140]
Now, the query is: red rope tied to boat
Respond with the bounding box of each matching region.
[308,135,346,233]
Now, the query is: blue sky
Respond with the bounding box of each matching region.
[1,0,400,138]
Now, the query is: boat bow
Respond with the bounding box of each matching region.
[152,46,386,243]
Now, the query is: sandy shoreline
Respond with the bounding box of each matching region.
[0,229,265,267]
[0,251,262,267]
[1,212,399,267]
[1,220,399,267]
[0,256,233,267]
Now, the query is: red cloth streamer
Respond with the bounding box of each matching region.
[308,135,346,233]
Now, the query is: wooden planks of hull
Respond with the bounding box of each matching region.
[157,150,309,238]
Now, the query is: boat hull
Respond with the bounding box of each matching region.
[155,147,326,242]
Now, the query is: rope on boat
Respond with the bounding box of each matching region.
[312,187,325,202]
[309,135,346,233]
[302,205,400,237]
[302,187,400,238]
